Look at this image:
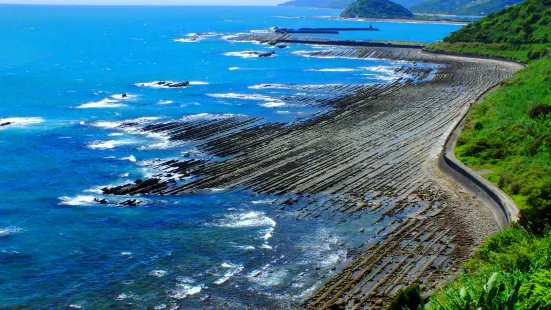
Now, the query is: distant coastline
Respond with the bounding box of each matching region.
[337,16,470,25]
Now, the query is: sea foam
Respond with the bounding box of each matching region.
[76,98,126,109]
[216,211,276,228]
[0,117,44,127]
[208,93,276,101]
[0,227,22,237]
[59,195,97,206]
[214,262,244,285]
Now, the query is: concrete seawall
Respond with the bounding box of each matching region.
[437,86,520,229]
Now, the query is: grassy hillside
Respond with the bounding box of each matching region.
[455,58,551,226]
[444,0,551,44]
[430,226,551,309]
[388,1,551,309]
[425,0,551,62]
[411,0,524,16]
[340,0,414,18]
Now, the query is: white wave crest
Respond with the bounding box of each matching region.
[0,227,22,237]
[214,262,244,285]
[208,93,275,101]
[149,270,167,277]
[306,68,355,72]
[0,117,44,127]
[235,245,256,251]
[135,81,189,89]
[169,280,204,299]
[259,101,286,108]
[157,100,174,105]
[87,140,136,150]
[59,195,97,206]
[216,211,276,228]
[189,81,209,85]
[77,98,127,109]
[173,37,202,43]
[120,155,137,162]
[251,199,276,205]
[223,51,271,58]
[179,113,244,122]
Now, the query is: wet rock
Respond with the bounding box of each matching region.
[156,81,190,88]
[258,51,275,58]
[281,198,294,205]
[122,93,128,98]
[120,199,139,207]
[0,122,11,127]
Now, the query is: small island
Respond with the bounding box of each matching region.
[340,0,414,19]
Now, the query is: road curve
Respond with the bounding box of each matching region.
[436,74,521,229]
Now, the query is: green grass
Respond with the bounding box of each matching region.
[444,0,551,45]
[454,57,551,231]
[340,0,413,18]
[429,227,551,310]
[386,2,551,308]
[425,42,551,63]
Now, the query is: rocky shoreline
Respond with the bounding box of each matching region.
[100,42,520,308]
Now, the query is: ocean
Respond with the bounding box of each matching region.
[0,5,461,309]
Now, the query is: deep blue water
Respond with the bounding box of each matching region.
[0,5,461,309]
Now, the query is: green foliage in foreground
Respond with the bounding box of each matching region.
[444,0,551,45]
[392,2,551,309]
[340,0,414,19]
[425,42,551,63]
[429,227,551,310]
[455,57,551,233]
[388,285,425,310]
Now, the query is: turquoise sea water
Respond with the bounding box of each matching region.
[0,5,461,309]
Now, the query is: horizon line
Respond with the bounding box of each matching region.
[0,1,301,6]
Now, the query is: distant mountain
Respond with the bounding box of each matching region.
[277,0,356,9]
[278,0,427,9]
[410,0,525,16]
[340,0,414,18]
[391,0,428,8]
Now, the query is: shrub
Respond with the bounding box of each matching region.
[523,182,551,234]
[388,284,424,310]
[527,103,551,119]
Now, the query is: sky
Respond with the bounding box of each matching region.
[0,0,285,4]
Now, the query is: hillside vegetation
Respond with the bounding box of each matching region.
[445,0,551,44]
[340,0,414,18]
[278,0,426,9]
[411,0,524,16]
[388,0,551,309]
[425,0,551,62]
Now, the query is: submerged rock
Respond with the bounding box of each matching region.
[0,122,11,127]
